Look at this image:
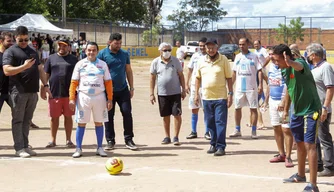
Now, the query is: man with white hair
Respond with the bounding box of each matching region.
[150,42,186,145]
[307,43,334,177]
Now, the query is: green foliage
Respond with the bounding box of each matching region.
[275,17,305,44]
[167,0,227,41]
[142,25,161,46]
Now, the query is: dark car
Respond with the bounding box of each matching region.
[218,44,240,61]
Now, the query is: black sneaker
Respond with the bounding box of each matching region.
[105,140,115,150]
[125,140,138,150]
[186,132,197,139]
[214,148,226,156]
[173,137,181,146]
[204,132,211,140]
[161,137,171,144]
[303,183,319,192]
[283,173,306,183]
[207,145,217,154]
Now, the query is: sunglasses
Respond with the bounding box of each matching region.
[18,39,29,42]
[162,49,172,52]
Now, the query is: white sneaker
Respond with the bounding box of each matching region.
[15,149,31,158]
[24,148,37,156]
[96,147,108,157]
[72,148,82,158]
[251,131,258,139]
[229,130,242,137]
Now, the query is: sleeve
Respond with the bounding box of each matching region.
[96,50,103,60]
[255,55,262,70]
[103,63,111,81]
[262,48,269,58]
[44,57,51,74]
[187,54,195,69]
[69,80,79,101]
[71,61,81,80]
[175,59,183,73]
[2,49,14,66]
[126,52,130,64]
[322,64,334,87]
[224,57,232,79]
[150,58,157,74]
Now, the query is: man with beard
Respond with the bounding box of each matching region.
[43,38,78,148]
[2,26,51,158]
[97,33,137,150]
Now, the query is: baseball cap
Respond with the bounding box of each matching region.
[205,38,218,45]
[58,38,70,46]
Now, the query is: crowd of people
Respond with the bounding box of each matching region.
[0,25,333,192]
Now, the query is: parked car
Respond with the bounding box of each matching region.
[181,41,199,59]
[218,44,240,61]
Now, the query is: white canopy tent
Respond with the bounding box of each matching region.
[0,13,73,35]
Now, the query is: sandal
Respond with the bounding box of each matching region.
[45,142,56,148]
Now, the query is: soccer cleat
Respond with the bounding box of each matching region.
[251,130,258,139]
[105,140,115,150]
[269,154,286,163]
[283,173,306,183]
[302,183,319,192]
[15,149,31,158]
[96,147,108,157]
[204,132,211,140]
[229,130,242,137]
[72,148,82,158]
[24,148,37,156]
[125,140,138,150]
[186,132,197,139]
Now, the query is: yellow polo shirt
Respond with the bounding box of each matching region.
[196,54,232,100]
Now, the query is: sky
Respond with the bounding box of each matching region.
[160,0,334,29]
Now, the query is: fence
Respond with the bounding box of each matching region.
[1,14,334,49]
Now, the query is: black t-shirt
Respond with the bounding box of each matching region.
[44,53,78,98]
[0,52,9,94]
[2,44,40,93]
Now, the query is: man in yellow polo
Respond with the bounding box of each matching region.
[194,38,233,156]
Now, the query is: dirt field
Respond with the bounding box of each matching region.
[0,58,333,192]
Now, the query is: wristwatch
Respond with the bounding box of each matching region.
[228,92,233,96]
[130,87,135,91]
[322,106,329,111]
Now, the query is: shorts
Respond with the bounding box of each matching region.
[75,92,108,123]
[48,97,74,118]
[234,91,258,109]
[188,86,202,109]
[158,94,182,117]
[269,98,289,128]
[290,111,320,144]
[42,51,50,59]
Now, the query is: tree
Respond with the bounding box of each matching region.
[275,17,305,44]
[146,0,164,25]
[168,0,227,32]
[142,26,160,46]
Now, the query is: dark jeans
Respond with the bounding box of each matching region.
[104,88,133,143]
[9,92,38,151]
[316,113,334,170]
[203,99,228,150]
[0,93,9,113]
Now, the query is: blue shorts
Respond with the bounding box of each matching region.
[290,111,320,144]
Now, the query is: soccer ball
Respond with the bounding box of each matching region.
[105,157,123,175]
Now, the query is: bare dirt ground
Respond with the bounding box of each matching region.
[0,58,333,192]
